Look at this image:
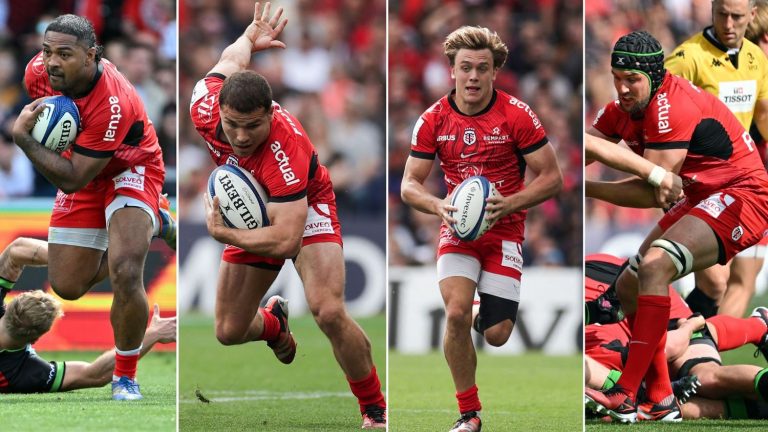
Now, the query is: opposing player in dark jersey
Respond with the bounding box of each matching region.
[585,31,768,423]
[0,237,175,394]
[190,4,385,428]
[11,15,175,400]
[401,26,563,432]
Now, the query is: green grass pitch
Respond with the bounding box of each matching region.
[1,351,176,432]
[388,351,583,431]
[179,313,386,431]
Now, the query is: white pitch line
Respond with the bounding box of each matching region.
[181,390,353,404]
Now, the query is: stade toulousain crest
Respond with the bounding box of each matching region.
[463,128,476,146]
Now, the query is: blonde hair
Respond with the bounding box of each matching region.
[5,291,62,343]
[747,0,768,43]
[444,26,509,69]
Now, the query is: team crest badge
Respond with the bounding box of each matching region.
[463,128,476,146]
[732,226,743,241]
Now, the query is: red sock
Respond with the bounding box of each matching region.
[257,308,280,341]
[644,331,673,403]
[616,295,670,400]
[347,366,385,413]
[456,384,482,414]
[114,352,139,380]
[706,315,767,350]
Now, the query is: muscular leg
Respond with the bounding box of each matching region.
[688,265,728,317]
[585,355,611,389]
[440,275,477,393]
[107,208,152,351]
[214,261,277,345]
[720,255,764,317]
[483,320,513,347]
[295,242,373,380]
[48,243,109,300]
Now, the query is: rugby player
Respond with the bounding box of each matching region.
[12,15,175,400]
[190,3,385,428]
[401,26,563,432]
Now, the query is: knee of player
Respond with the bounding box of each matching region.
[444,305,472,329]
[484,322,514,347]
[214,321,247,346]
[311,303,346,331]
[108,258,144,287]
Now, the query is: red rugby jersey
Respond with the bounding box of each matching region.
[190,74,334,204]
[593,72,768,198]
[411,89,549,225]
[24,52,164,179]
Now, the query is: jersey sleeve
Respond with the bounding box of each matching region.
[664,46,697,83]
[189,73,224,141]
[507,96,548,154]
[23,51,55,99]
[410,104,438,159]
[261,133,311,202]
[592,102,624,140]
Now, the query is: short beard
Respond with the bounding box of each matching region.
[628,95,651,119]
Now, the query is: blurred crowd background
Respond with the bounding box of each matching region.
[178,0,386,223]
[389,0,584,267]
[0,0,177,199]
[584,0,741,254]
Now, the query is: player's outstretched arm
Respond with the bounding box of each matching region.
[204,194,305,258]
[12,100,110,193]
[586,178,660,208]
[59,304,176,391]
[586,132,683,207]
[485,141,562,222]
[209,2,287,77]
[401,156,457,227]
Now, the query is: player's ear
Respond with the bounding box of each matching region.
[86,46,97,64]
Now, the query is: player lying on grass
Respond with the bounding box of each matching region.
[0,290,175,393]
[585,254,768,420]
[0,236,175,393]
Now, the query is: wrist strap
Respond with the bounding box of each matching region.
[648,165,666,187]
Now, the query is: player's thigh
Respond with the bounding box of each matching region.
[295,242,346,308]
[644,214,721,277]
[694,264,730,298]
[48,243,105,291]
[215,260,278,324]
[668,343,721,379]
[107,206,153,267]
[437,253,479,315]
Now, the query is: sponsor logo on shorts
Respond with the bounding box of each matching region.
[695,192,734,219]
[304,204,334,236]
[113,166,146,192]
[732,226,744,241]
[501,241,523,272]
[53,191,74,213]
[439,226,460,246]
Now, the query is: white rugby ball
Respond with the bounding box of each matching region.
[208,165,270,229]
[450,175,498,241]
[31,95,79,153]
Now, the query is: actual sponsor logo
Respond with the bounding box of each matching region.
[656,92,672,134]
[509,97,542,129]
[463,128,476,146]
[103,96,122,142]
[271,140,300,186]
[732,226,743,241]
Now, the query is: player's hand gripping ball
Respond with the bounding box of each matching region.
[450,175,498,241]
[31,95,80,153]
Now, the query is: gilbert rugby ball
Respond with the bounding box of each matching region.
[31,95,79,153]
[450,175,498,241]
[208,165,270,229]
